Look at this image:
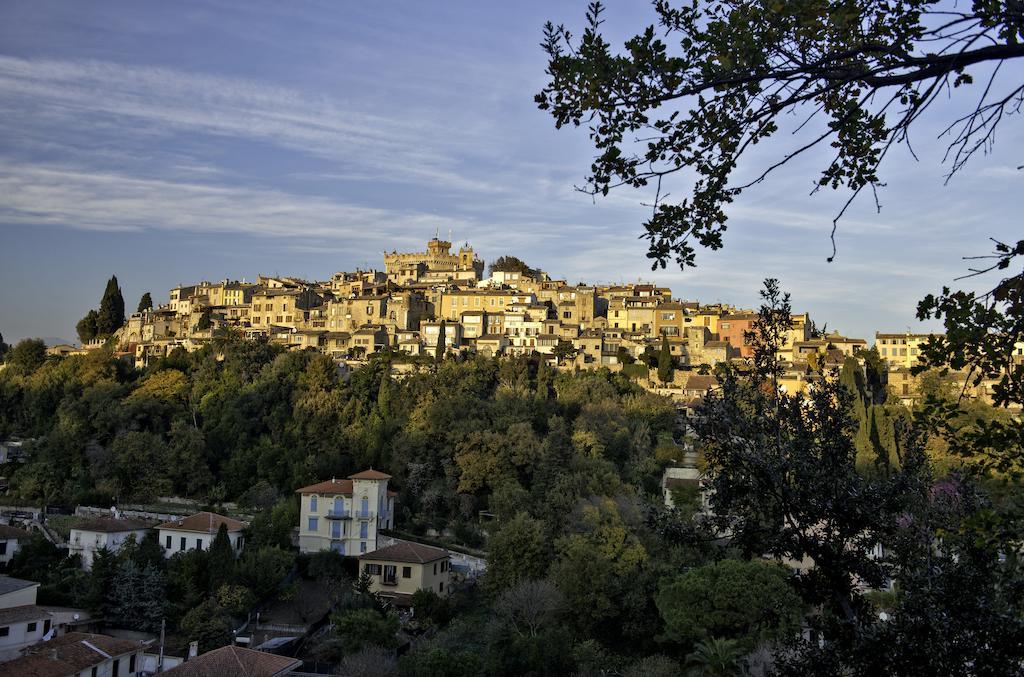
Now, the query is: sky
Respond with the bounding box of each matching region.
[0,1,1021,344]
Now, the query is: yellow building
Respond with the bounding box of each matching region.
[250,288,324,330]
[437,289,529,321]
[875,332,940,369]
[358,541,452,605]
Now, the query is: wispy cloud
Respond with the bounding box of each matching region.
[0,55,502,194]
[0,163,477,246]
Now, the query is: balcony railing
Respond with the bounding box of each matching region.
[382,576,398,586]
[325,509,350,519]
[353,510,375,519]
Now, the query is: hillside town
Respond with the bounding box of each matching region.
[56,236,1016,409]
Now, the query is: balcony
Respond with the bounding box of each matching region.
[325,509,350,519]
[381,576,398,586]
[353,510,375,519]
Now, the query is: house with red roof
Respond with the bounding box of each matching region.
[156,512,247,558]
[295,469,396,556]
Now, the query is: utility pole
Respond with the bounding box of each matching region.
[157,618,165,672]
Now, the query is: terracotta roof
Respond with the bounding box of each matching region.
[163,645,302,676]
[156,512,247,534]
[0,524,30,540]
[295,478,353,495]
[360,541,448,564]
[70,517,152,534]
[2,632,142,676]
[0,604,51,624]
[684,375,719,391]
[348,469,392,480]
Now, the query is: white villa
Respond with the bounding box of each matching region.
[296,469,396,556]
[156,512,246,557]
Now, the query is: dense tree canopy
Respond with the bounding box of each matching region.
[538,1,1024,268]
[488,255,539,278]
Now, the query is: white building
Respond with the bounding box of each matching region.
[0,576,51,662]
[0,525,29,565]
[156,512,246,558]
[68,518,152,570]
[296,470,396,556]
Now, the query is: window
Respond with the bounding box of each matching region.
[92,667,98,677]
[27,622,36,632]
[359,522,368,539]
[365,563,382,575]
[0,542,6,555]
[0,627,9,637]
[165,535,172,549]
[433,563,437,575]
[310,495,318,512]
[308,517,319,532]
[130,654,136,672]
[43,620,50,633]
[196,538,203,550]
[180,537,186,551]
[112,659,119,676]
[360,541,367,553]
[402,566,412,579]
[439,581,444,592]
[383,565,397,584]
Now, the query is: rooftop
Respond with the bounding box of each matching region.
[70,517,152,534]
[5,632,142,676]
[155,512,247,534]
[359,540,448,564]
[163,645,302,676]
[0,575,39,596]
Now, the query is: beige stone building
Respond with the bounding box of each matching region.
[384,238,483,284]
[358,541,452,605]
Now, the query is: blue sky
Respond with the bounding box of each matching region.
[0,1,1020,344]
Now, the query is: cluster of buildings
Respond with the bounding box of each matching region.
[84,235,1020,407]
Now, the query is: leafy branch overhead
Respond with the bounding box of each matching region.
[536,1,1024,268]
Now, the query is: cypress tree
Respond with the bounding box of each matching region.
[207,523,236,593]
[137,292,153,313]
[196,308,213,331]
[657,335,674,383]
[435,321,446,362]
[96,275,125,335]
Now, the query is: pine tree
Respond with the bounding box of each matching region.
[96,275,125,335]
[657,335,674,383]
[76,309,99,343]
[137,292,153,313]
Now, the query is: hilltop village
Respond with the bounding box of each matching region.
[67,237,983,406]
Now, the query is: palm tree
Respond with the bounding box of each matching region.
[685,637,745,676]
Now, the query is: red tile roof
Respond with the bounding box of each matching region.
[2,632,143,676]
[348,469,392,480]
[295,478,354,495]
[163,645,302,676]
[0,524,30,540]
[156,512,246,534]
[71,517,152,533]
[359,540,448,564]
